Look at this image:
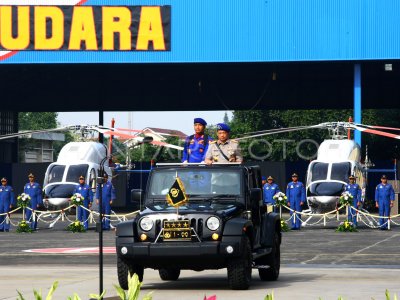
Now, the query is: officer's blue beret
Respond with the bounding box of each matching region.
[216,123,230,132]
[262,176,266,180]
[194,118,207,126]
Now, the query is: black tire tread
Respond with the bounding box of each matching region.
[159,268,181,281]
[227,235,252,290]
[258,230,280,281]
[117,257,144,290]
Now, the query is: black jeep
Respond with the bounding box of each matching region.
[115,164,281,290]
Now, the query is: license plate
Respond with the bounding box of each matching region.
[163,220,191,241]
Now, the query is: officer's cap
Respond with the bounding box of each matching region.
[216,123,230,132]
[194,118,207,126]
[349,175,356,179]
[104,173,109,178]
[79,175,85,180]
[262,176,266,181]
[291,173,298,177]
[28,173,34,178]
[381,174,387,179]
[267,176,274,180]
[1,177,7,182]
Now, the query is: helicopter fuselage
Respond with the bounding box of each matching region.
[305,139,365,214]
[42,142,111,210]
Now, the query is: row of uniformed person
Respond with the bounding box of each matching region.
[263,173,306,230]
[0,172,116,232]
[263,173,396,230]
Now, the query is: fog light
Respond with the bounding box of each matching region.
[226,245,234,254]
[121,247,128,255]
[140,234,148,241]
[212,233,219,240]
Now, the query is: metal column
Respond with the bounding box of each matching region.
[354,64,362,146]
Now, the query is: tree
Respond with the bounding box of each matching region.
[223,112,230,124]
[19,112,58,130]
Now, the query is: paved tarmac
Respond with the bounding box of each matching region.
[0,213,399,299]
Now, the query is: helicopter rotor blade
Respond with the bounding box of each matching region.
[353,123,400,131]
[351,124,400,140]
[235,124,325,141]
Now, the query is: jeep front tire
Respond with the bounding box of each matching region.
[117,256,144,289]
[227,235,252,290]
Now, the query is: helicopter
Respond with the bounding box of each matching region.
[236,121,400,215]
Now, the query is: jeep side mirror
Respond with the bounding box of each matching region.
[131,189,144,203]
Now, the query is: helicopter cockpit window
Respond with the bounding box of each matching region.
[66,164,89,183]
[311,163,329,181]
[47,165,66,183]
[330,162,351,182]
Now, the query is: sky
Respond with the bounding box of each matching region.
[57,111,233,136]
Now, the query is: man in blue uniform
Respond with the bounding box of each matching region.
[73,175,93,230]
[95,173,116,230]
[345,175,362,226]
[375,174,395,230]
[286,173,305,230]
[263,176,280,210]
[182,118,212,163]
[0,177,15,232]
[24,173,42,230]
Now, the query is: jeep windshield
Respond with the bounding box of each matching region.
[148,168,242,198]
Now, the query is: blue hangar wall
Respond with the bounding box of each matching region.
[1,0,400,64]
[1,0,400,113]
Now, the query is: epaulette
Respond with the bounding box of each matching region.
[210,141,216,144]
[230,139,238,143]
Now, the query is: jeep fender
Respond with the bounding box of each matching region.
[260,212,281,248]
[116,220,136,237]
[222,218,253,237]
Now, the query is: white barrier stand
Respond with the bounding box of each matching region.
[61,210,65,222]
[336,208,339,221]
[323,215,326,226]
[388,217,391,230]
[293,211,296,225]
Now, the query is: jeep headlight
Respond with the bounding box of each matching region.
[206,216,220,231]
[139,217,154,231]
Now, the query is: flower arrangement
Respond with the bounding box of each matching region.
[336,220,357,232]
[67,221,86,233]
[339,191,353,206]
[280,219,290,232]
[17,193,31,208]
[273,192,287,207]
[16,220,33,233]
[70,193,84,206]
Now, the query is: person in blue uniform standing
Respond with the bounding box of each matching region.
[182,118,212,163]
[263,176,280,211]
[24,173,42,230]
[95,173,116,230]
[375,174,395,230]
[0,177,15,232]
[286,173,306,230]
[73,175,93,230]
[344,175,362,226]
